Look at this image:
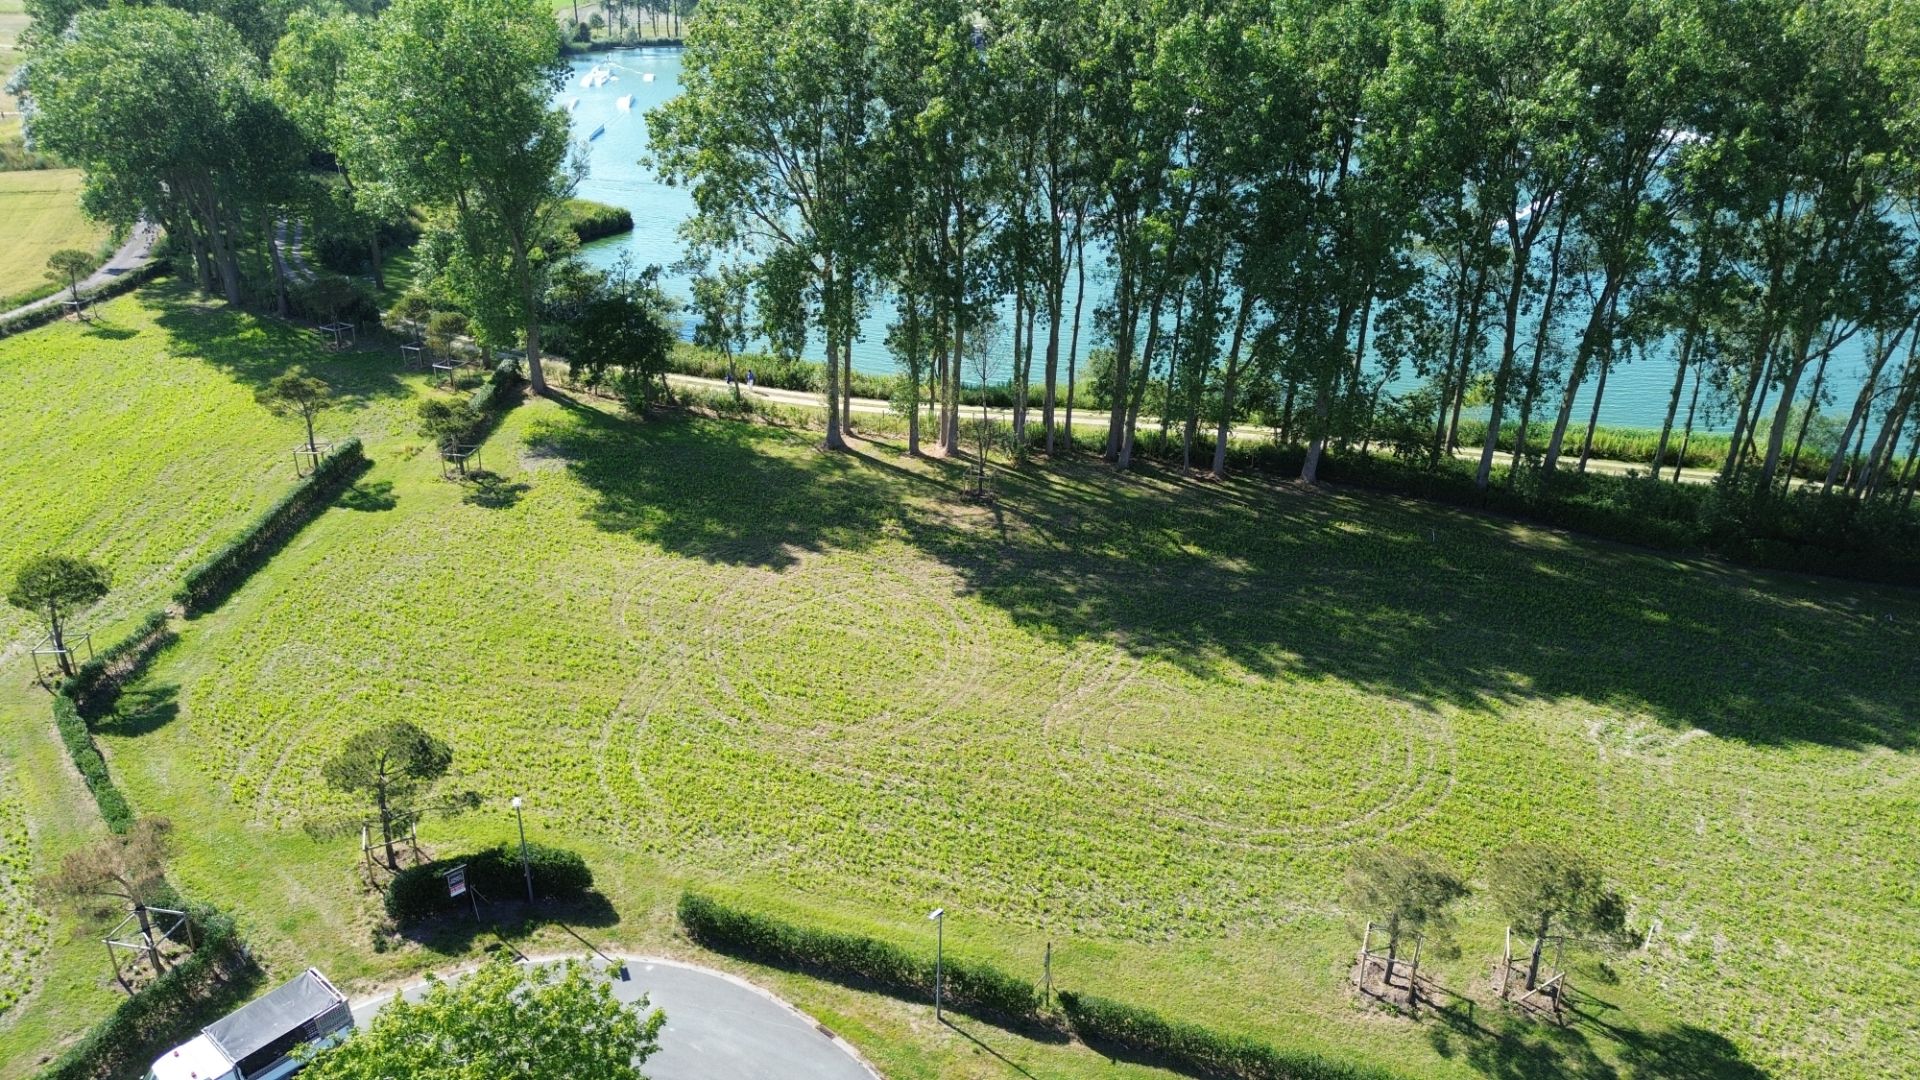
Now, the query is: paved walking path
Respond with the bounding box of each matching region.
[665,372,1724,484]
[350,953,879,1080]
[0,221,160,324]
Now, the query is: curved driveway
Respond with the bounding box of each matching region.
[351,954,879,1080]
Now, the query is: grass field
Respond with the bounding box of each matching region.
[0,286,431,1069]
[1,291,1915,1079]
[0,171,112,309]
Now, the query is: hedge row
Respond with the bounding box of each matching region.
[50,692,134,833]
[385,842,593,924]
[467,358,526,417]
[35,906,253,1080]
[173,439,370,614]
[677,892,1043,1027]
[62,609,173,710]
[0,261,170,340]
[1058,992,1393,1080]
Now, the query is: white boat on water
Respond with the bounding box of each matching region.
[642,73,656,83]
[568,97,580,111]
[616,94,634,111]
[589,123,606,141]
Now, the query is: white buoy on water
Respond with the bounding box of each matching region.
[616,94,634,111]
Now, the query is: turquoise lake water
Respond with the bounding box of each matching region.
[563,49,1881,437]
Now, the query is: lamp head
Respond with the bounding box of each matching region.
[511,796,523,809]
[928,908,944,921]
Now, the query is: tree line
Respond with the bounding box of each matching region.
[650,0,1920,510]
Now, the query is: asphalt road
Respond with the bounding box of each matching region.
[350,954,879,1080]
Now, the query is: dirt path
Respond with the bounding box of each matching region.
[664,372,1725,484]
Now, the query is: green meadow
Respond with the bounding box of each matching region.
[1,289,1915,1079]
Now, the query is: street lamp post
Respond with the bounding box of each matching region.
[511,796,533,904]
[928,908,945,1022]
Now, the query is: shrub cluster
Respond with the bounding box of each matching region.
[563,199,636,244]
[1057,991,1391,1080]
[50,692,134,832]
[467,358,527,417]
[174,439,370,614]
[385,843,593,924]
[0,262,170,340]
[676,892,1042,1026]
[35,906,252,1080]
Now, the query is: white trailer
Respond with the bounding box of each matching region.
[145,969,352,1080]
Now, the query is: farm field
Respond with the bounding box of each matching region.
[0,317,1906,1079]
[0,171,111,309]
[0,286,429,1070]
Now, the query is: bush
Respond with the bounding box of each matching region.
[290,274,381,328]
[677,892,1043,1027]
[35,905,254,1080]
[51,692,134,832]
[174,440,370,614]
[385,843,594,924]
[1058,991,1392,1080]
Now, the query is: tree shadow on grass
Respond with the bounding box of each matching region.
[398,890,620,957]
[90,682,179,738]
[338,479,398,512]
[894,454,1920,750]
[462,471,529,510]
[545,404,1918,749]
[145,282,412,409]
[530,404,902,570]
[1417,982,1769,1080]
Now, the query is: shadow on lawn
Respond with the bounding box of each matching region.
[1422,992,1769,1080]
[530,402,901,570]
[551,407,1917,750]
[397,891,620,957]
[146,283,412,410]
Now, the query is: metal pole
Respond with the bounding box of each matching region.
[513,797,533,904]
[928,908,945,1022]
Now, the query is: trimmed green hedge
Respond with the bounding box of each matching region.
[51,692,134,833]
[385,842,593,924]
[677,892,1043,1027]
[63,609,173,708]
[467,357,526,417]
[174,439,370,614]
[1058,991,1393,1080]
[35,906,254,1080]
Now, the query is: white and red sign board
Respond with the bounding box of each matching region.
[447,865,468,898]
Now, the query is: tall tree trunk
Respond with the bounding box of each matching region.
[821,263,846,451]
[1064,232,1087,454]
[268,233,291,319]
[1825,328,1906,491]
[1654,321,1700,480]
[1509,213,1573,480]
[1758,328,1816,491]
[1672,371,1704,483]
[1212,292,1254,479]
[1577,351,1611,473]
[1476,225,1534,490]
[1543,278,1620,477]
[134,903,168,974]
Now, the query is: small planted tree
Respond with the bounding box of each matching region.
[320,720,476,871]
[45,249,95,307]
[8,554,110,678]
[425,311,470,360]
[300,955,663,1080]
[1345,847,1469,988]
[1489,843,1627,991]
[256,367,334,454]
[40,817,175,976]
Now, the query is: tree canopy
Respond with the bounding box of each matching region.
[301,956,664,1080]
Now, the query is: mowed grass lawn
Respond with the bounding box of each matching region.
[4,354,1904,1079]
[0,286,427,1070]
[0,171,111,307]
